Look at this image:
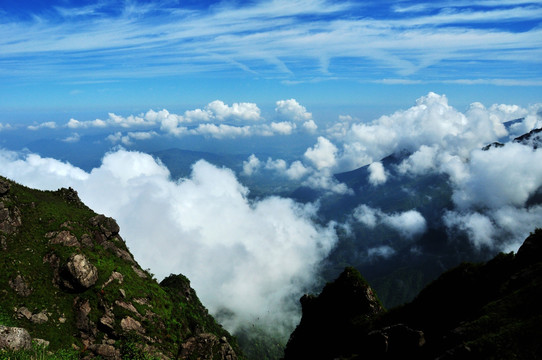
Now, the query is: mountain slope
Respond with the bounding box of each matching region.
[0,176,243,359]
[283,229,542,359]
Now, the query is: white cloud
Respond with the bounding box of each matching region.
[444,211,496,249]
[265,158,288,172]
[67,118,108,129]
[367,245,396,259]
[206,100,262,122]
[275,99,312,122]
[0,149,337,336]
[106,131,157,145]
[302,119,318,133]
[285,161,310,180]
[367,161,388,186]
[66,113,154,129]
[27,121,57,130]
[452,143,542,209]
[63,133,81,143]
[383,210,427,239]
[302,169,352,195]
[397,145,439,176]
[3,1,541,84]
[304,136,338,170]
[242,154,261,176]
[191,123,253,138]
[265,158,311,181]
[353,205,427,239]
[328,93,537,172]
[127,131,158,141]
[270,121,296,135]
[353,205,379,228]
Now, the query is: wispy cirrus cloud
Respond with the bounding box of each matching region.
[1,0,541,83]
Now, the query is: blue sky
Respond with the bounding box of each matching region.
[1,0,541,118]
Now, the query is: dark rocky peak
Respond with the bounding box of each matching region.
[513,126,542,149]
[56,187,83,207]
[283,267,384,360]
[481,142,504,151]
[515,228,542,267]
[283,230,542,360]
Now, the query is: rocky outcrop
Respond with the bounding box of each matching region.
[0,176,242,360]
[60,254,99,291]
[0,325,32,351]
[48,230,80,247]
[180,333,237,360]
[9,274,32,296]
[284,267,384,360]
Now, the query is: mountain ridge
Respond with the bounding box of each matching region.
[0,176,243,359]
[283,228,542,359]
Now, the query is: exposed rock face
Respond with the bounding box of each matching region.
[284,267,385,360]
[120,316,144,334]
[0,178,10,196]
[48,230,80,247]
[60,254,98,291]
[31,311,49,324]
[90,215,120,241]
[57,187,83,206]
[180,333,237,360]
[88,343,120,359]
[0,177,242,359]
[0,325,32,351]
[0,201,22,235]
[9,274,32,296]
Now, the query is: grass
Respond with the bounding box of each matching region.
[0,177,245,359]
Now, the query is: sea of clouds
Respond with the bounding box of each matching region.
[1,92,542,336]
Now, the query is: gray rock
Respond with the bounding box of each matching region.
[120,316,144,334]
[49,230,80,247]
[16,307,32,320]
[0,202,22,235]
[31,311,49,324]
[0,325,32,351]
[180,333,237,360]
[0,178,10,196]
[88,343,120,359]
[33,338,50,348]
[61,254,98,291]
[9,274,32,296]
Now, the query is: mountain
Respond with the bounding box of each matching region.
[0,176,243,359]
[283,229,542,359]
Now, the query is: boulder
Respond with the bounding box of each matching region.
[9,274,32,296]
[0,178,10,196]
[180,333,237,360]
[15,307,32,320]
[88,343,120,359]
[120,316,144,334]
[49,230,80,247]
[0,325,32,351]
[60,254,98,291]
[31,311,49,324]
